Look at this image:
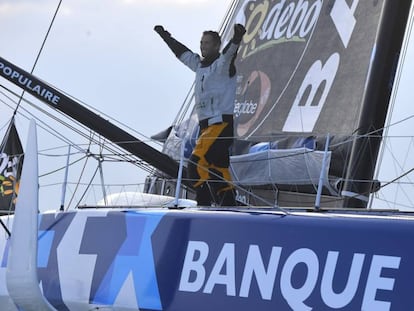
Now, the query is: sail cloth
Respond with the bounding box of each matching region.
[219,0,384,137]
[0,119,24,212]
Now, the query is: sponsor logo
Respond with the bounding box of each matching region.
[228,0,324,136]
[235,70,271,137]
[234,101,258,118]
[0,61,60,105]
[240,0,322,59]
[179,240,401,310]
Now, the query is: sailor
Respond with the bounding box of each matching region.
[154,24,246,206]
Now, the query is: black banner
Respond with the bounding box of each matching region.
[221,0,385,138]
[0,119,23,211]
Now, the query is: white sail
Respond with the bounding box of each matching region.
[372,2,414,210]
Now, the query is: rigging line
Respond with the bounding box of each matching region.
[13,0,63,114]
[38,149,85,157]
[65,132,120,209]
[376,5,414,175]
[4,94,126,178]
[226,148,323,164]
[0,121,9,133]
[0,86,88,155]
[95,153,149,168]
[2,69,395,177]
[39,155,87,178]
[210,108,414,147]
[0,219,11,238]
[172,84,195,126]
[46,82,163,148]
[96,135,108,204]
[3,85,154,173]
[373,196,414,210]
[183,156,290,214]
[65,141,93,210]
[83,131,153,172]
[42,180,148,188]
[73,162,101,210]
[380,137,414,185]
[380,167,414,190]
[218,0,238,35]
[2,64,160,157]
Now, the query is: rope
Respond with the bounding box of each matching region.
[13,0,63,115]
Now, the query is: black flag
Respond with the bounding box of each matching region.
[0,119,24,212]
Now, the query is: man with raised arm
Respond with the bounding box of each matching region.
[154,24,246,206]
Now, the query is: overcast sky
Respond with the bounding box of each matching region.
[0,0,232,210]
[0,0,231,135]
[0,0,413,210]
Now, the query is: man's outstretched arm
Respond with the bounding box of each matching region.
[154,25,190,58]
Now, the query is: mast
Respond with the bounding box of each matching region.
[342,0,413,208]
[0,56,182,182]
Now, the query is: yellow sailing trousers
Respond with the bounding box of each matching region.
[188,115,235,205]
